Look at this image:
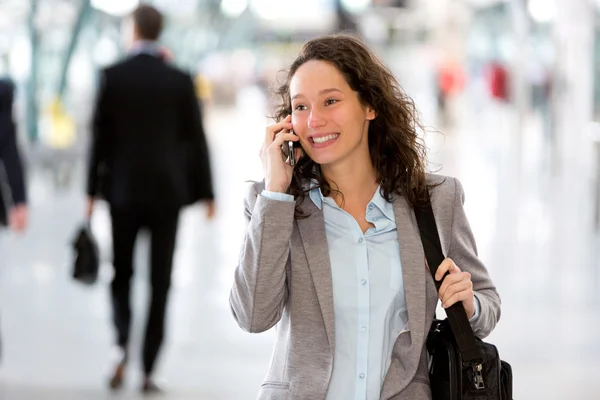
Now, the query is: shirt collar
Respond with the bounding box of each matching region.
[370,188,395,221]
[309,184,324,210]
[308,181,395,222]
[129,40,161,57]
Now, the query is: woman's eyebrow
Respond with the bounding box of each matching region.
[291,88,342,101]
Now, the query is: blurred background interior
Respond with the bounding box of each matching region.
[0,0,599,398]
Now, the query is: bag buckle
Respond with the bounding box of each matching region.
[472,363,485,390]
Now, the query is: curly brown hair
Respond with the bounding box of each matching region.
[273,33,432,216]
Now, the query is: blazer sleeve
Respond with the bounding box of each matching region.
[0,118,26,205]
[180,74,214,201]
[0,80,26,205]
[447,178,501,339]
[229,182,295,333]
[87,70,110,197]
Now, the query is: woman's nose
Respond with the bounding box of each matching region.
[307,109,326,129]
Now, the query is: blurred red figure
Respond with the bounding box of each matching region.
[438,63,466,97]
[485,61,510,102]
[436,60,465,127]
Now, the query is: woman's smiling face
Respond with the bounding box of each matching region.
[290,60,375,167]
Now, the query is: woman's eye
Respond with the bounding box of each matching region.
[294,104,307,111]
[325,99,338,106]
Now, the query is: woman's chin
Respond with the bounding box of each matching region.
[308,153,338,166]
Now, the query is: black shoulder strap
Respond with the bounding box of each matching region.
[414,192,483,363]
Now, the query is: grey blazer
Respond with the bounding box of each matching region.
[230,174,501,400]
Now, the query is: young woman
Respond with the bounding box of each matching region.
[230,34,500,400]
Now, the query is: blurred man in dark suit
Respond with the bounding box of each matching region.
[0,78,27,233]
[86,4,214,393]
[0,77,28,363]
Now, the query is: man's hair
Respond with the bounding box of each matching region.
[132,4,163,41]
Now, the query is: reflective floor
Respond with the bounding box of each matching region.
[1,89,599,399]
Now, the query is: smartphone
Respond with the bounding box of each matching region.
[281,129,298,166]
[288,138,296,166]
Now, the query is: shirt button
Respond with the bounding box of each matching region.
[359,373,365,379]
[361,326,367,332]
[368,204,374,210]
[358,237,363,243]
[361,279,367,285]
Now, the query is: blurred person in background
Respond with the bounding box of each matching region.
[0,78,27,235]
[86,3,214,393]
[436,58,465,129]
[0,76,28,363]
[230,34,500,400]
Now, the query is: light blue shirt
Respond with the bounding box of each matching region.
[261,187,480,400]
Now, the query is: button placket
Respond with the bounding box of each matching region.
[355,235,370,398]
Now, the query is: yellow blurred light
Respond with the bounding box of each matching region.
[45,99,76,149]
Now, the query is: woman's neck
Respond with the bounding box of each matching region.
[321,157,378,207]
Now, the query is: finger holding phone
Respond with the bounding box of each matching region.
[261,115,302,193]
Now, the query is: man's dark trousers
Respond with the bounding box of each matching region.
[110,205,179,375]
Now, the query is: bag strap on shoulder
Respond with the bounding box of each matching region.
[413,191,483,363]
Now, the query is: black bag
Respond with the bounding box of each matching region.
[71,223,100,285]
[414,198,513,400]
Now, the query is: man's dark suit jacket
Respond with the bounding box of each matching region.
[87,54,213,209]
[0,78,26,226]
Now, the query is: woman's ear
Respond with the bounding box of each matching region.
[366,105,376,121]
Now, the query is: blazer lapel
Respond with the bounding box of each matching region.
[296,197,335,354]
[394,195,427,347]
[381,195,428,398]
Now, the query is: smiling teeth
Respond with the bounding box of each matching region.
[313,134,339,144]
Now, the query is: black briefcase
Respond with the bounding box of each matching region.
[71,223,100,285]
[414,196,513,400]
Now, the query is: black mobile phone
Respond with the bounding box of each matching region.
[288,138,296,166]
[282,130,298,166]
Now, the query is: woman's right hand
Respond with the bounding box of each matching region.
[261,115,301,193]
